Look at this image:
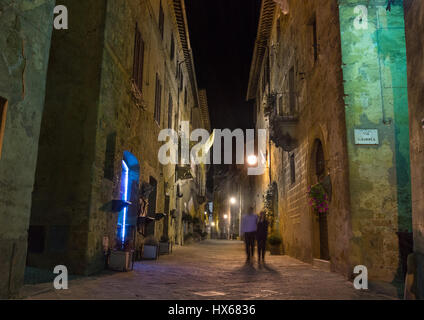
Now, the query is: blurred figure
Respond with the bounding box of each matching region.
[257,210,269,263]
[241,206,258,263]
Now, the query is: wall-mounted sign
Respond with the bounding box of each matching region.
[354,129,379,145]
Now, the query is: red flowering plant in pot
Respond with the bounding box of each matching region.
[307,183,329,214]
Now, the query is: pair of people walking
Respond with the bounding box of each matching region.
[241,207,269,263]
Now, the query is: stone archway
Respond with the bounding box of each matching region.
[310,138,330,261]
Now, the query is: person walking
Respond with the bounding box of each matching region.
[256,210,269,263]
[241,206,258,263]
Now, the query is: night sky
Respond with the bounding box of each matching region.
[185,0,262,130]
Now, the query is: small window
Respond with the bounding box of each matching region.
[277,19,281,42]
[184,88,187,106]
[278,95,283,115]
[176,60,180,79]
[154,73,162,125]
[179,68,184,91]
[289,66,296,114]
[312,17,318,62]
[262,55,270,94]
[170,34,175,61]
[316,140,325,177]
[159,2,165,39]
[290,153,296,184]
[168,93,173,129]
[132,24,145,92]
[0,97,8,159]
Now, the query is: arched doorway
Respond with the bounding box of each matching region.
[311,139,330,261]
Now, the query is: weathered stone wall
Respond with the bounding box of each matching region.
[29,0,108,275]
[0,0,55,298]
[339,0,412,283]
[404,0,424,299]
[30,0,201,276]
[253,0,352,276]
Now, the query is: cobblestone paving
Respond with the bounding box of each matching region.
[21,240,398,300]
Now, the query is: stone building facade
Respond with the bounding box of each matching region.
[404,0,424,299]
[247,0,414,289]
[0,0,55,299]
[23,0,208,284]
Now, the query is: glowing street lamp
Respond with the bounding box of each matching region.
[247,155,258,166]
[230,197,236,205]
[211,222,216,227]
[223,214,228,220]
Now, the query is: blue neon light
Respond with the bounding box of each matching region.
[121,160,129,243]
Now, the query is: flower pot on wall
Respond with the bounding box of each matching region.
[269,113,299,152]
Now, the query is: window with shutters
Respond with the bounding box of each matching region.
[278,95,283,115]
[168,94,173,129]
[312,17,318,62]
[176,60,180,79]
[290,153,296,184]
[289,66,296,114]
[179,68,184,91]
[0,97,8,159]
[132,24,144,92]
[154,74,162,125]
[316,140,325,178]
[170,34,175,61]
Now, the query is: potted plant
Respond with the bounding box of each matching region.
[159,235,171,255]
[109,249,134,272]
[201,231,208,240]
[184,232,194,245]
[268,234,283,255]
[142,237,159,260]
[263,183,277,229]
[307,183,329,214]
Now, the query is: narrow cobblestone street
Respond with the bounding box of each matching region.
[21,240,397,300]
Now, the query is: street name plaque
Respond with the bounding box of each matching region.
[354,129,379,145]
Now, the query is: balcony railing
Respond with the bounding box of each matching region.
[266,93,299,151]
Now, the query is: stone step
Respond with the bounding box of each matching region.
[313,258,331,272]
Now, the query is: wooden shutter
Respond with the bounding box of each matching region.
[289,67,295,114]
[154,74,162,124]
[168,94,173,128]
[133,24,144,91]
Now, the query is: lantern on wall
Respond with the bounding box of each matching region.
[273,0,289,15]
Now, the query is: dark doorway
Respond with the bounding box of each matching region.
[312,139,330,261]
[163,195,170,238]
[145,177,158,236]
